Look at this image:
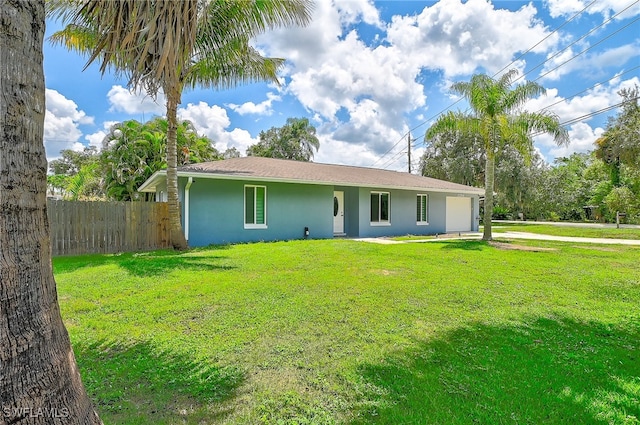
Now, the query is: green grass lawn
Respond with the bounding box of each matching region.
[55,239,640,424]
[492,222,640,239]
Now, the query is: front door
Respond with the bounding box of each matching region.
[333,191,344,234]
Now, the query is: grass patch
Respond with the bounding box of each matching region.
[493,222,640,239]
[55,239,640,424]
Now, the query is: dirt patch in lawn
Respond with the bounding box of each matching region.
[489,241,558,252]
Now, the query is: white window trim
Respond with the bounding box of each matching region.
[244,185,267,229]
[370,221,392,227]
[417,193,429,225]
[370,191,391,226]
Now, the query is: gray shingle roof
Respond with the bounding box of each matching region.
[170,157,483,194]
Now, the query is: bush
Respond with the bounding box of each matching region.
[547,211,561,222]
[604,186,638,222]
[492,205,511,220]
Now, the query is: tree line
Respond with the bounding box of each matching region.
[47,116,320,201]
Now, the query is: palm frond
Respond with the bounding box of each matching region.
[496,69,519,91]
[518,111,570,146]
[502,80,546,112]
[186,41,284,90]
[426,111,480,140]
[48,24,98,54]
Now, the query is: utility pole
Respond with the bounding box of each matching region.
[407,132,412,173]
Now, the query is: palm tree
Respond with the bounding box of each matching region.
[101,118,220,201]
[285,117,320,161]
[247,117,320,161]
[48,0,313,249]
[1,1,101,422]
[426,69,569,241]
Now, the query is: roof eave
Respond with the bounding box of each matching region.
[138,170,166,193]
[172,170,484,196]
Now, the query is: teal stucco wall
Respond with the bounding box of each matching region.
[181,177,334,246]
[172,177,479,245]
[355,188,479,238]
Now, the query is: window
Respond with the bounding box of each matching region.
[244,185,267,228]
[370,192,390,225]
[417,194,429,224]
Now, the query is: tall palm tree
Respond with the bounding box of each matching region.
[426,69,569,240]
[48,0,313,249]
[1,1,101,422]
[286,117,320,161]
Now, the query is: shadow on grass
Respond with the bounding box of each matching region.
[437,240,488,251]
[54,247,235,277]
[353,317,640,424]
[74,338,243,424]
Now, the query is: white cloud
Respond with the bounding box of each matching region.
[545,0,640,20]
[526,76,640,124]
[528,76,640,160]
[537,122,605,159]
[178,102,258,154]
[84,120,119,150]
[540,42,640,81]
[46,89,93,125]
[107,85,165,115]
[314,137,381,168]
[258,0,382,71]
[331,98,408,154]
[44,89,93,160]
[386,0,557,78]
[335,0,381,28]
[254,0,562,166]
[260,3,426,153]
[227,92,281,116]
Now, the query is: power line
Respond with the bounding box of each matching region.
[407,75,638,161]
[379,149,407,170]
[406,1,603,133]
[554,97,638,128]
[517,0,640,84]
[493,0,598,78]
[410,24,640,151]
[533,16,640,83]
[538,65,640,113]
[368,0,610,168]
[351,54,638,170]
[369,134,408,167]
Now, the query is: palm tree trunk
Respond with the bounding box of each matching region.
[165,94,188,250]
[0,2,101,423]
[483,153,495,241]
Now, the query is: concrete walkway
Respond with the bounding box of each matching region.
[494,220,640,229]
[493,231,640,246]
[356,231,640,246]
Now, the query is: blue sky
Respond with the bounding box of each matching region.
[43,0,640,171]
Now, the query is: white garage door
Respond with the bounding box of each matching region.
[446,197,472,232]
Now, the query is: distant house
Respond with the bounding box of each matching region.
[138,157,483,246]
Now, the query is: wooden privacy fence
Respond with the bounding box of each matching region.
[47,200,171,256]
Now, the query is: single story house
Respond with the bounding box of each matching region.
[138,156,484,246]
